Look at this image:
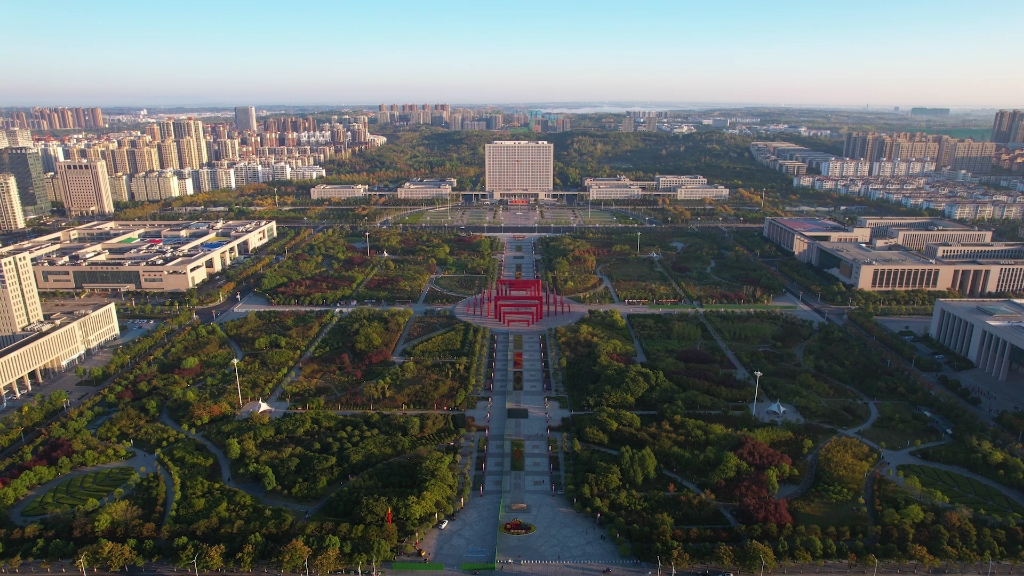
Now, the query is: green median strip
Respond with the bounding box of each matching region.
[647,304,797,310]
[392,562,445,570]
[703,304,798,310]
[460,563,496,571]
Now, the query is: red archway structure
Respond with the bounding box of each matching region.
[464,279,571,327]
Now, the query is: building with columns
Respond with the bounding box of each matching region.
[930,299,1024,382]
[0,303,119,405]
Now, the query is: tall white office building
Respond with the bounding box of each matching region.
[56,159,114,216]
[0,174,27,232]
[0,253,43,340]
[484,140,554,201]
[235,106,257,132]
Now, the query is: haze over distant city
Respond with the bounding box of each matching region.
[2,0,1021,108]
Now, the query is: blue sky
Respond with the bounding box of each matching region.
[2,0,1021,108]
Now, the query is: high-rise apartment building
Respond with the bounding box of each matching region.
[127,146,160,174]
[108,147,131,175]
[172,118,207,164]
[156,139,180,170]
[28,107,104,130]
[144,124,161,141]
[484,141,554,201]
[56,159,115,216]
[108,174,129,202]
[0,174,27,232]
[5,129,32,147]
[992,110,1024,144]
[0,147,49,217]
[891,139,939,161]
[0,253,43,339]
[235,107,257,132]
[938,138,997,173]
[130,171,183,201]
[214,139,240,161]
[176,137,200,169]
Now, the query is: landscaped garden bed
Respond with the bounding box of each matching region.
[23,467,137,516]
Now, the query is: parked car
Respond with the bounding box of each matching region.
[439,520,449,530]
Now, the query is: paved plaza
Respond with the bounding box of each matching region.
[405,206,629,230]
[422,235,620,566]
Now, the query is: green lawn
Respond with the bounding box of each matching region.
[900,464,1024,517]
[23,467,136,516]
[790,495,868,528]
[860,403,943,450]
[603,257,679,301]
[580,210,618,224]
[397,211,426,224]
[702,304,797,310]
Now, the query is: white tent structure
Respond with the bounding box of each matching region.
[238,399,273,419]
[767,400,787,416]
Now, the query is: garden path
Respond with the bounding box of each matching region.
[775,433,834,502]
[267,313,339,405]
[704,259,735,286]
[426,281,470,298]
[622,313,648,364]
[581,442,737,527]
[842,401,880,436]
[226,336,244,361]
[696,312,750,381]
[651,256,690,304]
[391,312,420,359]
[594,265,621,304]
[158,410,309,513]
[8,449,171,526]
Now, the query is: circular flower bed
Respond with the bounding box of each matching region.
[500,518,536,535]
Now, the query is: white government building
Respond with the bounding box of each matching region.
[583,175,730,201]
[930,299,1024,382]
[0,250,120,404]
[484,141,554,202]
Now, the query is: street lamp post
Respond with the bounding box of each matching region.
[365,232,370,257]
[752,371,763,416]
[636,232,641,254]
[231,358,243,407]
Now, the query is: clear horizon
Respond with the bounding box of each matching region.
[2,0,1022,108]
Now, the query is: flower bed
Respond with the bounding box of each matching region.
[500,518,535,535]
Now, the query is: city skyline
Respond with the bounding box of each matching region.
[2,0,1022,108]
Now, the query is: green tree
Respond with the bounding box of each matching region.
[225,438,241,460]
[278,539,311,573]
[737,541,777,573]
[369,539,393,571]
[96,540,137,571]
[313,549,342,575]
[713,544,734,569]
[201,544,226,571]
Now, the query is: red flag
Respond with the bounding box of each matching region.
[386,507,392,524]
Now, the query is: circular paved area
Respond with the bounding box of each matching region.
[453,296,586,332]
